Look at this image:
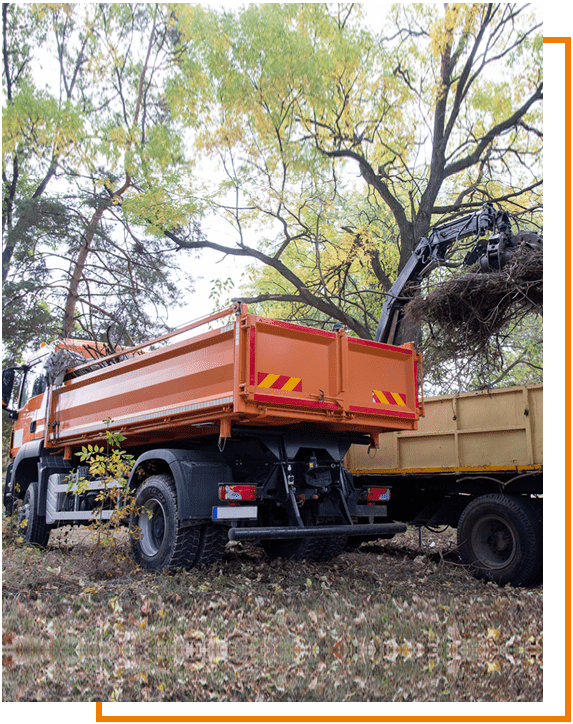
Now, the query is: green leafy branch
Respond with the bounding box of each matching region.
[69,419,137,548]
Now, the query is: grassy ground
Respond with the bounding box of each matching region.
[2,522,542,703]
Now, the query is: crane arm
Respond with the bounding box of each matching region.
[374,203,542,345]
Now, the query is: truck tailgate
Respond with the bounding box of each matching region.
[241,316,421,438]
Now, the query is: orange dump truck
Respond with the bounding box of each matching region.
[3,303,422,571]
[346,384,543,586]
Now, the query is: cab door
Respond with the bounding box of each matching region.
[10,358,49,454]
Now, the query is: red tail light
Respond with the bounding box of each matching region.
[367,487,390,502]
[219,484,257,502]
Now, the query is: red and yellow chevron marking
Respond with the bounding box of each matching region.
[372,389,407,407]
[258,372,302,392]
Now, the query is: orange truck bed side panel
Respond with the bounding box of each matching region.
[39,310,421,452]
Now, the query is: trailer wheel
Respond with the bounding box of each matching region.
[457,494,542,587]
[19,482,50,548]
[131,475,200,571]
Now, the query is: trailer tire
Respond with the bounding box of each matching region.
[457,494,542,587]
[131,475,201,572]
[19,482,50,548]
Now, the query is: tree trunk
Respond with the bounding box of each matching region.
[60,204,106,338]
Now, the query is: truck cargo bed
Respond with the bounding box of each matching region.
[45,304,422,452]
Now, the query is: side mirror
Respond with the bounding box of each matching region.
[2,367,22,418]
[2,368,15,408]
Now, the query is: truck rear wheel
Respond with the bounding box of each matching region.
[457,494,542,587]
[261,505,313,561]
[131,475,201,572]
[193,524,228,566]
[19,482,50,548]
[306,533,347,562]
[261,507,346,562]
[262,537,311,561]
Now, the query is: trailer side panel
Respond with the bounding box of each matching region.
[346,384,542,474]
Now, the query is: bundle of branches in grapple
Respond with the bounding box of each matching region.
[405,247,543,356]
[45,342,136,386]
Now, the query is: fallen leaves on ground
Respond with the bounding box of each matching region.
[2,525,542,702]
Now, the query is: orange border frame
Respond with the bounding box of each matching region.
[95,37,571,723]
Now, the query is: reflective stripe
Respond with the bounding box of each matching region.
[258,373,281,389]
[281,376,302,392]
[257,372,303,392]
[373,389,407,406]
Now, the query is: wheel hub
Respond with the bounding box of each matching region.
[138,498,167,557]
[472,515,517,569]
[19,502,30,529]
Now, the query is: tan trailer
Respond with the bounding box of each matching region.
[346,384,543,587]
[346,384,542,475]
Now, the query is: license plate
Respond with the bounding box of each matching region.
[212,506,258,521]
[355,504,387,517]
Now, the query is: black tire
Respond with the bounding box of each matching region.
[345,536,364,550]
[262,536,312,561]
[262,506,346,562]
[457,494,542,587]
[306,534,347,562]
[193,524,228,566]
[530,499,544,586]
[130,474,201,572]
[19,482,50,548]
[261,504,311,561]
[262,512,316,561]
[345,532,395,550]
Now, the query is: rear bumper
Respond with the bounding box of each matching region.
[227,522,406,542]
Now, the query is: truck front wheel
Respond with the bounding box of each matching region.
[131,475,201,571]
[19,482,50,547]
[457,494,542,587]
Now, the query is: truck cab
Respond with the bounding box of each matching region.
[3,345,51,452]
[3,340,101,457]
